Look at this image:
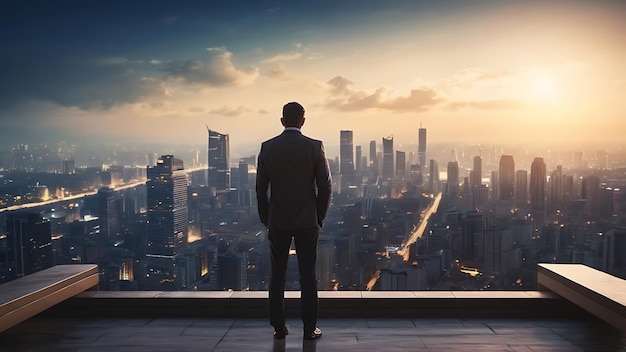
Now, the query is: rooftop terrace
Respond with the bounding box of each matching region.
[0,264,624,351]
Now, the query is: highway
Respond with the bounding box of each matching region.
[0,165,207,213]
[396,192,442,262]
[365,192,442,290]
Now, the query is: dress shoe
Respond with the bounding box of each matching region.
[274,326,289,339]
[303,327,322,340]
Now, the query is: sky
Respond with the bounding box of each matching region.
[1,0,625,159]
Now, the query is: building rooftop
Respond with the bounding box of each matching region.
[1,264,624,351]
[1,315,623,352]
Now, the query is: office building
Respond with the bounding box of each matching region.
[471,156,482,187]
[499,155,515,201]
[355,146,362,176]
[530,157,546,211]
[369,140,378,182]
[98,187,120,239]
[429,159,439,194]
[447,161,459,200]
[5,213,53,279]
[396,151,406,181]
[515,170,528,208]
[208,128,230,192]
[340,130,355,190]
[418,126,427,171]
[382,136,394,179]
[145,155,189,290]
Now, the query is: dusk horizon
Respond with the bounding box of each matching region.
[1,1,625,151]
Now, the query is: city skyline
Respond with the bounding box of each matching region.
[1,1,625,152]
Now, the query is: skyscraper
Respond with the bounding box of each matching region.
[418,126,427,171]
[429,159,439,194]
[548,165,563,210]
[447,161,459,199]
[382,136,394,179]
[499,155,515,201]
[98,186,120,239]
[6,213,53,279]
[146,155,189,290]
[396,150,406,181]
[471,156,482,187]
[340,130,355,190]
[515,170,528,208]
[530,157,546,210]
[207,128,230,192]
[369,140,378,181]
[355,145,362,176]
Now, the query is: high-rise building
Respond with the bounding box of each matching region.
[340,130,355,190]
[418,126,427,171]
[382,136,394,179]
[355,146,362,176]
[98,187,121,239]
[447,161,459,199]
[5,213,53,279]
[369,140,378,182]
[146,155,189,290]
[514,170,528,208]
[548,166,563,210]
[471,156,482,187]
[429,159,439,194]
[530,157,546,211]
[582,175,600,216]
[207,128,230,192]
[603,228,626,279]
[396,151,406,181]
[499,155,515,201]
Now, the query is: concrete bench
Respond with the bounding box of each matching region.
[537,263,626,332]
[0,264,98,333]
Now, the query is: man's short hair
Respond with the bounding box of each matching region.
[282,102,305,125]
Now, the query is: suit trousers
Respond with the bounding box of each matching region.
[268,227,319,332]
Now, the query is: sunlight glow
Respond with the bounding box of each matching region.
[529,74,559,100]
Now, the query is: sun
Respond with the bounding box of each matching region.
[529,74,559,101]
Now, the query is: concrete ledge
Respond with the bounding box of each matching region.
[0,264,99,333]
[537,263,626,332]
[46,289,589,321]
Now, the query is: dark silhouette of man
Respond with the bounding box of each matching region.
[256,102,332,340]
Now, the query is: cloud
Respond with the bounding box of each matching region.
[0,56,164,110]
[165,47,259,87]
[209,105,249,117]
[444,99,526,111]
[265,63,289,79]
[262,52,302,64]
[324,76,443,113]
[432,67,512,92]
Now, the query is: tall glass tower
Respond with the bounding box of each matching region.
[499,155,515,201]
[145,155,188,290]
[208,128,230,192]
[340,130,355,190]
[382,136,394,179]
[530,157,546,210]
[418,126,427,171]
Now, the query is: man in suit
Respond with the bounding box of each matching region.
[256,102,332,340]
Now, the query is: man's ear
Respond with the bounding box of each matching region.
[280,118,286,127]
[300,117,305,128]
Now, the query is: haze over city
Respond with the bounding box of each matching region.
[1,0,625,157]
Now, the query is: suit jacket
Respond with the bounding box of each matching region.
[256,129,332,230]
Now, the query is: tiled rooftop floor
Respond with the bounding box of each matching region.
[1,316,624,352]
